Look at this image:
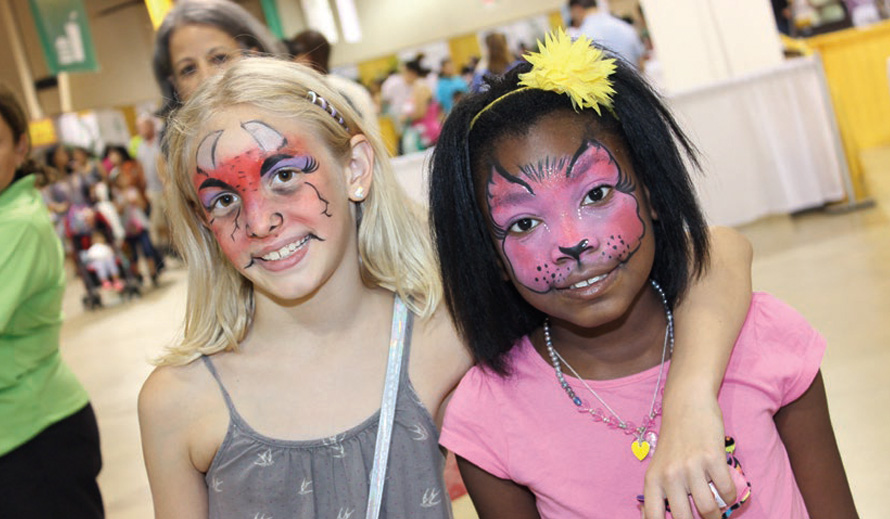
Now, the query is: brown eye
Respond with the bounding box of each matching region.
[210,52,231,65]
[176,64,196,78]
[508,218,541,234]
[583,186,612,205]
[275,170,295,183]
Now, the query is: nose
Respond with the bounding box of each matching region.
[194,63,213,87]
[552,216,598,263]
[558,239,592,262]
[245,210,284,239]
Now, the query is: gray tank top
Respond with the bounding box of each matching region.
[201,310,453,519]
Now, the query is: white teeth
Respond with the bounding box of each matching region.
[571,273,607,289]
[261,236,309,262]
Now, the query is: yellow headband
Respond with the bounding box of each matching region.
[469,28,617,130]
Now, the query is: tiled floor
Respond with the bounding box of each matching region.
[56,149,890,518]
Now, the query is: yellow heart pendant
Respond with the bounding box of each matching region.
[631,439,650,461]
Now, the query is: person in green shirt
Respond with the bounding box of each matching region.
[0,85,104,517]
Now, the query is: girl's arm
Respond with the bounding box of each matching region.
[775,371,859,518]
[456,456,541,519]
[138,368,210,519]
[644,226,754,519]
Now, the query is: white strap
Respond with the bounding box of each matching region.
[366,295,408,519]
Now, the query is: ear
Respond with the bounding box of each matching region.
[643,185,658,221]
[345,134,374,202]
[14,134,28,168]
[495,253,511,282]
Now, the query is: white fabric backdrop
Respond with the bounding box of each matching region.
[391,56,848,227]
[669,55,847,226]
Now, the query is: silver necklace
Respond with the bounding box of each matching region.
[543,279,674,461]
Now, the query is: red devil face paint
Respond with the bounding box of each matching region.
[191,109,353,299]
[486,134,646,296]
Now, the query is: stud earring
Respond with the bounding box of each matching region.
[354,186,365,200]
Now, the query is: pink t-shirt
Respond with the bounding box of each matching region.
[440,293,824,518]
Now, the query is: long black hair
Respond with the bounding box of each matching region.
[429,50,710,375]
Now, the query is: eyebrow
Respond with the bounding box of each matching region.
[260,154,291,177]
[205,46,236,56]
[490,162,535,195]
[198,178,235,191]
[490,191,537,208]
[518,155,570,182]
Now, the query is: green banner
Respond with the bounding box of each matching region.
[260,0,284,39]
[28,0,98,74]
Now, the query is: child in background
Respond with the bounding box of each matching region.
[430,30,858,519]
[84,231,123,291]
[116,162,162,285]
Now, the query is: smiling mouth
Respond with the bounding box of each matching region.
[258,235,314,262]
[569,273,609,289]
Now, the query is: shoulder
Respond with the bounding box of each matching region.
[139,361,203,421]
[739,293,822,345]
[729,293,825,402]
[0,198,54,255]
[409,306,474,413]
[413,306,474,382]
[138,359,222,435]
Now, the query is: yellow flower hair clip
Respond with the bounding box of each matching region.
[519,28,617,115]
[469,28,617,129]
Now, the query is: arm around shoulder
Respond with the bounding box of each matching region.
[138,366,211,519]
[669,225,752,393]
[643,226,754,519]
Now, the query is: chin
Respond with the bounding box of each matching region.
[255,283,316,305]
[547,294,637,331]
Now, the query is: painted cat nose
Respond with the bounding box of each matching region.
[558,239,591,262]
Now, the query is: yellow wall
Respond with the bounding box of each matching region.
[357,55,399,87]
[806,21,890,199]
[448,34,482,71]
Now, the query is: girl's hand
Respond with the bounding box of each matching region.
[642,389,734,519]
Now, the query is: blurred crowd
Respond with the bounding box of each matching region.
[35,115,167,307]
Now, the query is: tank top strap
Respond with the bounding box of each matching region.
[201,355,238,416]
[398,304,414,384]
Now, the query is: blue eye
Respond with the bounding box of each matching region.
[583,186,612,205]
[508,218,541,234]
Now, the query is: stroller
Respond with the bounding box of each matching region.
[67,205,141,310]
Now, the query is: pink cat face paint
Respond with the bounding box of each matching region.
[486,138,645,294]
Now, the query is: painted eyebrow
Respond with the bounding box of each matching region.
[518,155,571,182]
[198,178,235,191]
[488,162,535,196]
[259,154,318,177]
[569,138,633,192]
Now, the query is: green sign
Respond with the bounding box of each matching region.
[260,0,284,39]
[29,0,98,74]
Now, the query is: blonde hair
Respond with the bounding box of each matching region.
[159,58,441,366]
